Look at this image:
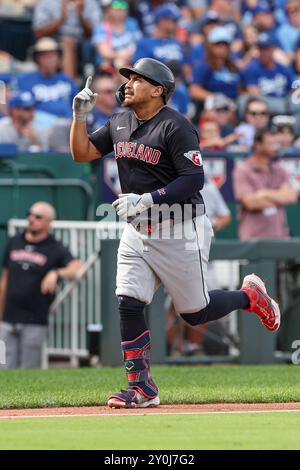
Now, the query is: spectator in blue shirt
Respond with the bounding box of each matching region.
[133,3,189,76]
[243,32,295,98]
[276,0,300,61]
[190,27,243,104]
[14,37,78,119]
[92,0,141,72]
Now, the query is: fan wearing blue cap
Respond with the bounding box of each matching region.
[243,32,295,98]
[133,3,190,77]
[0,92,44,151]
[190,26,243,102]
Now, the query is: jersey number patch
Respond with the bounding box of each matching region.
[184,150,203,167]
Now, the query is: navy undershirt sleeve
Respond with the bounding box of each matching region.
[151,173,204,205]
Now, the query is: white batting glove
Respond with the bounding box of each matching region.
[72,76,98,122]
[112,193,154,220]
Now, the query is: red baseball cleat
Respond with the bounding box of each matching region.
[241,273,280,332]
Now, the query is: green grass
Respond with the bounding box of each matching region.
[1,413,300,449]
[0,365,300,409]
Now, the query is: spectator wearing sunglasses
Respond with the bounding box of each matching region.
[0,202,81,369]
[235,97,270,151]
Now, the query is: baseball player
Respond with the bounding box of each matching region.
[70,58,280,409]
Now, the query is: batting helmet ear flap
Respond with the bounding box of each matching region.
[116,82,126,105]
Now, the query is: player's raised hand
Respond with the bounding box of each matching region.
[72,76,98,122]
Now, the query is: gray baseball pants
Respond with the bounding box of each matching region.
[116,214,214,313]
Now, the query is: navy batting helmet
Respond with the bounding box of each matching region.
[116,58,175,105]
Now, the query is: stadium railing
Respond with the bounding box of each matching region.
[8,219,125,367]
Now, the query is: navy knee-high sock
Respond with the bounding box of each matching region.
[118,295,148,341]
[181,290,249,326]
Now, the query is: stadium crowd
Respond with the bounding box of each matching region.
[1,0,300,149]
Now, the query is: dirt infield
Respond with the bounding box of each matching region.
[1,402,300,419]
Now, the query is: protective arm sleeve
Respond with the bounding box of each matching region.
[151,173,204,205]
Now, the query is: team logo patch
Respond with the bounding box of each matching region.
[184,150,203,166]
